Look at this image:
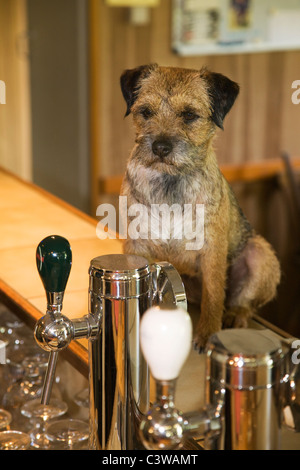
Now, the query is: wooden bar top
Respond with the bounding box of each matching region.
[0,168,123,376]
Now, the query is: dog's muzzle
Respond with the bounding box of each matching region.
[152,139,173,158]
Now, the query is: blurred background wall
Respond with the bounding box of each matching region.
[1,0,300,208]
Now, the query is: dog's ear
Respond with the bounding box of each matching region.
[120,64,156,117]
[203,70,240,130]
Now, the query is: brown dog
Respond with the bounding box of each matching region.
[120,63,280,350]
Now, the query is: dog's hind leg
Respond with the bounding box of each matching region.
[224,234,281,328]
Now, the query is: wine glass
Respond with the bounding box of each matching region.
[0,409,12,430]
[20,398,68,449]
[2,346,49,428]
[0,307,33,353]
[74,387,89,408]
[0,430,31,450]
[73,386,89,421]
[0,310,34,400]
[45,418,89,449]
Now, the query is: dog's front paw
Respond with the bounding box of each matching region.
[193,320,223,353]
[193,332,209,353]
[223,307,251,329]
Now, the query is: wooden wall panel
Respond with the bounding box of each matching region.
[95,0,300,184]
[0,0,32,180]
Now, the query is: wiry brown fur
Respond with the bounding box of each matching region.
[120,64,281,350]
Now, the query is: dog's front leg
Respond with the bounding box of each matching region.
[194,243,228,351]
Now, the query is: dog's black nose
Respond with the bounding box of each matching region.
[152,139,173,158]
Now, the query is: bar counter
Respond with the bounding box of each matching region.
[0,167,123,377]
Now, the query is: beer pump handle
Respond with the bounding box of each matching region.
[35,235,72,405]
[140,306,192,381]
[36,235,72,305]
[139,306,192,450]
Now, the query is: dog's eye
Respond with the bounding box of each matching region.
[181,111,199,123]
[140,107,153,119]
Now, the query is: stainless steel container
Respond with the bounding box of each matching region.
[205,328,289,450]
[88,254,186,450]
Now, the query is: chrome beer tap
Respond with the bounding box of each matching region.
[34,235,99,405]
[34,235,187,450]
[35,235,72,405]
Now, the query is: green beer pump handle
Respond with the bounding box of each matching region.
[36,235,72,293]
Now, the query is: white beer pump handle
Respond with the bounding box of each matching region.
[140,306,192,380]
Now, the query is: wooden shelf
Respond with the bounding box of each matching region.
[98,157,300,195]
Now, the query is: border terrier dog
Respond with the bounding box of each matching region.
[120,63,280,350]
